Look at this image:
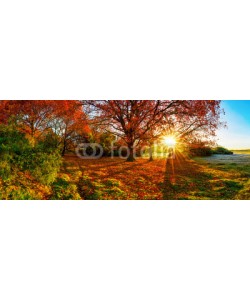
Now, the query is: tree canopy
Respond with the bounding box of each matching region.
[0,100,90,153]
[0,100,224,161]
[83,100,223,161]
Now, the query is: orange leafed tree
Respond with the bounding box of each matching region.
[83,100,223,161]
[0,100,90,153]
[50,100,90,155]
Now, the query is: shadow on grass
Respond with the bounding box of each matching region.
[160,153,243,200]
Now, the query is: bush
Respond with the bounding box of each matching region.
[99,132,116,156]
[0,124,31,155]
[189,146,213,157]
[0,124,62,185]
[0,124,63,199]
[212,147,233,155]
[0,124,31,181]
[0,157,12,181]
[38,131,61,153]
[18,148,62,185]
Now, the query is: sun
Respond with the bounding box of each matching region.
[163,136,177,147]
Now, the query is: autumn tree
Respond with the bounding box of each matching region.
[132,100,224,160]
[49,101,90,155]
[0,100,55,138]
[0,100,90,154]
[159,100,224,145]
[83,100,223,162]
[83,100,172,161]
[0,100,11,124]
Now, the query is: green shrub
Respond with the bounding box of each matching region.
[38,131,61,153]
[0,125,30,182]
[189,146,213,157]
[0,124,63,199]
[0,156,12,181]
[212,147,234,155]
[19,149,62,185]
[0,124,31,155]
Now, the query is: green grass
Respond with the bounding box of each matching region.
[194,154,250,199]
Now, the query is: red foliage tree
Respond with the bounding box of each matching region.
[0,100,90,153]
[159,100,225,145]
[50,100,90,155]
[83,100,223,161]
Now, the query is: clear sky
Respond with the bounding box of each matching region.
[217,100,250,149]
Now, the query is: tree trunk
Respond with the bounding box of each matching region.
[126,144,135,162]
[61,130,68,156]
[149,145,154,161]
[61,141,66,156]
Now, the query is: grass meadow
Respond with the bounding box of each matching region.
[58,152,250,200]
[2,152,250,200]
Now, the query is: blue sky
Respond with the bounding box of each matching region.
[217,100,250,149]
